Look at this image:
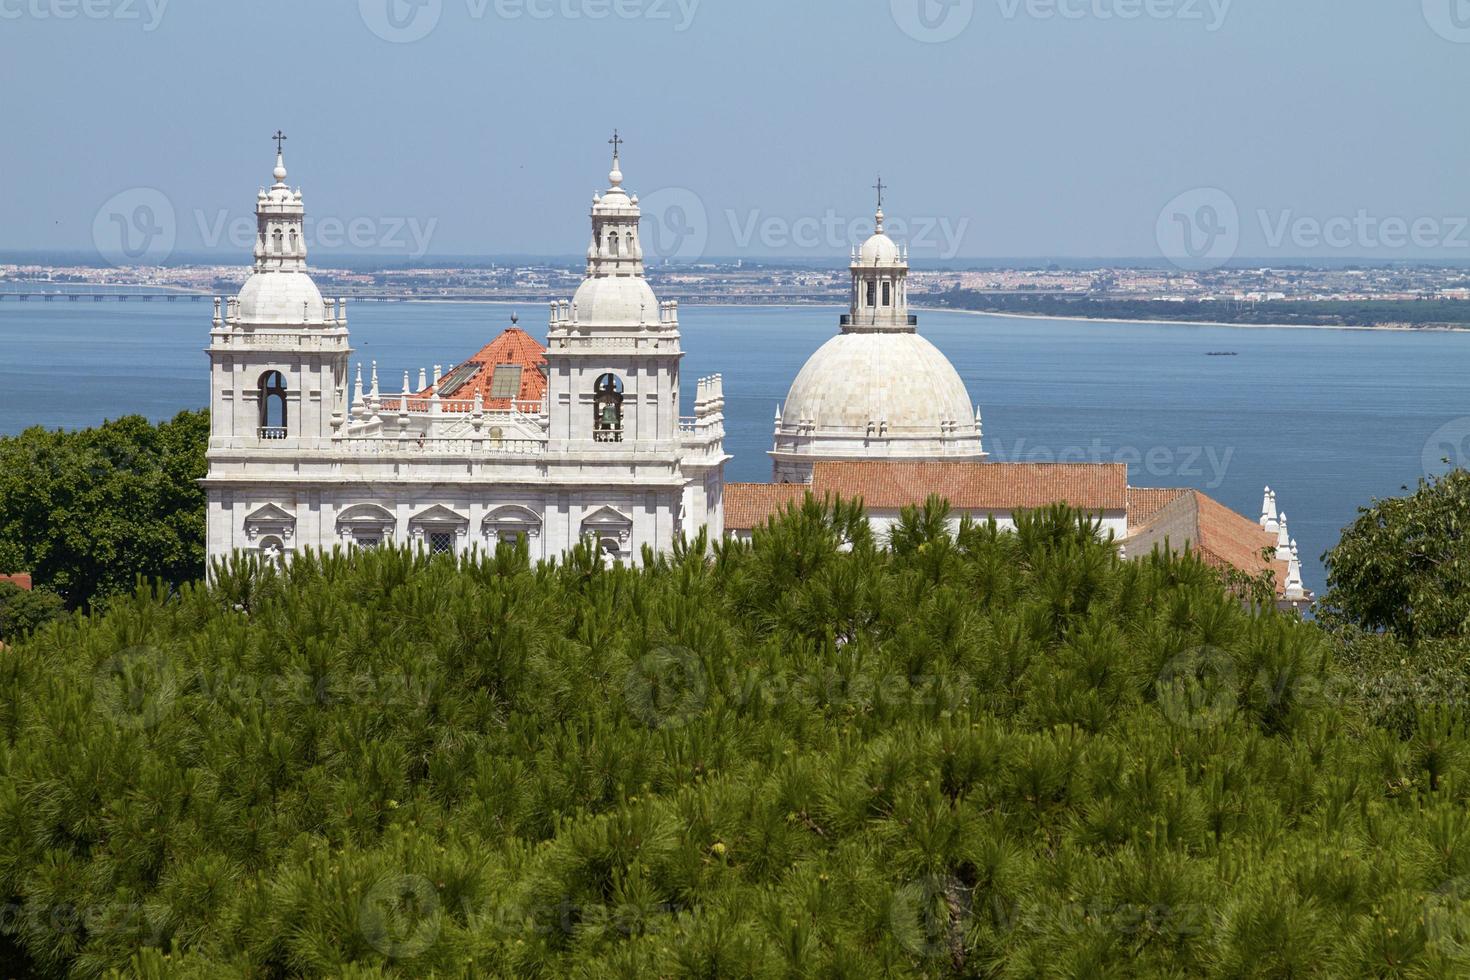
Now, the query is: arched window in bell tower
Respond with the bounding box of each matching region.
[593,373,624,443]
[608,231,620,256]
[258,371,288,440]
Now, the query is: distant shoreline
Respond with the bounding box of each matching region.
[920,306,1470,333]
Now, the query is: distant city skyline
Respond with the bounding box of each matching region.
[3,1,1468,265]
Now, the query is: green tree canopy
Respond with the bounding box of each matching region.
[0,411,207,609]
[1,501,1467,976]
[0,581,64,645]
[1322,468,1470,642]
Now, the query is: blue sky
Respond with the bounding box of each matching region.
[2,0,1468,262]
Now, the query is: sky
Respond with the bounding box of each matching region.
[2,0,1468,264]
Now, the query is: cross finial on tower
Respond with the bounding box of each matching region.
[873,175,886,211]
[609,129,623,159]
[273,130,288,154]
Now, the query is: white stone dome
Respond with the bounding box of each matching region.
[780,331,976,434]
[236,271,326,325]
[858,231,900,266]
[572,275,659,326]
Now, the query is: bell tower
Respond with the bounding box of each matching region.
[543,134,683,455]
[206,133,351,452]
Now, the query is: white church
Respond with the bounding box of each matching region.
[204,138,727,564]
[203,135,1309,608]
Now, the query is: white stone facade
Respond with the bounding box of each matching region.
[205,141,728,567]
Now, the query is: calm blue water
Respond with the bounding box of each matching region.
[3,298,1467,594]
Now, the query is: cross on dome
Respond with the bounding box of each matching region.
[873,175,886,211]
[608,129,624,187]
[271,129,289,184]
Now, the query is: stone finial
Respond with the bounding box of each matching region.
[1285,539,1305,598]
[1260,486,1279,532]
[1275,512,1292,561]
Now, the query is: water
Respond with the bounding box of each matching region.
[4,298,1467,594]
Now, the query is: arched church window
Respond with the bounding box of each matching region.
[608,232,620,256]
[593,373,624,443]
[289,229,299,252]
[272,228,284,254]
[258,371,288,439]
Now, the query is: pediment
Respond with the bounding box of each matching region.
[408,504,470,527]
[244,503,296,526]
[483,505,542,527]
[580,505,632,529]
[337,503,396,526]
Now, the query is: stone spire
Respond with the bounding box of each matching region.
[254,132,307,273]
[845,180,913,334]
[1260,487,1279,533]
[586,130,644,279]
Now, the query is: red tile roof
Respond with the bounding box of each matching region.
[0,573,32,591]
[384,326,547,412]
[725,462,1129,531]
[725,483,807,529]
[808,461,1129,511]
[1124,488,1292,597]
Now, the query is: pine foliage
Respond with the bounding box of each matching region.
[0,501,1467,977]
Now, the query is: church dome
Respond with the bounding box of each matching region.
[858,231,900,266]
[235,270,327,325]
[572,274,659,326]
[780,331,976,436]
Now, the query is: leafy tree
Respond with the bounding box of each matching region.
[0,501,1466,977]
[0,411,207,609]
[0,581,64,644]
[1321,469,1470,642]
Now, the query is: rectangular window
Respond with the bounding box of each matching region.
[429,531,455,555]
[357,536,381,550]
[882,282,892,306]
[489,365,523,400]
[866,282,876,307]
[498,530,523,545]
